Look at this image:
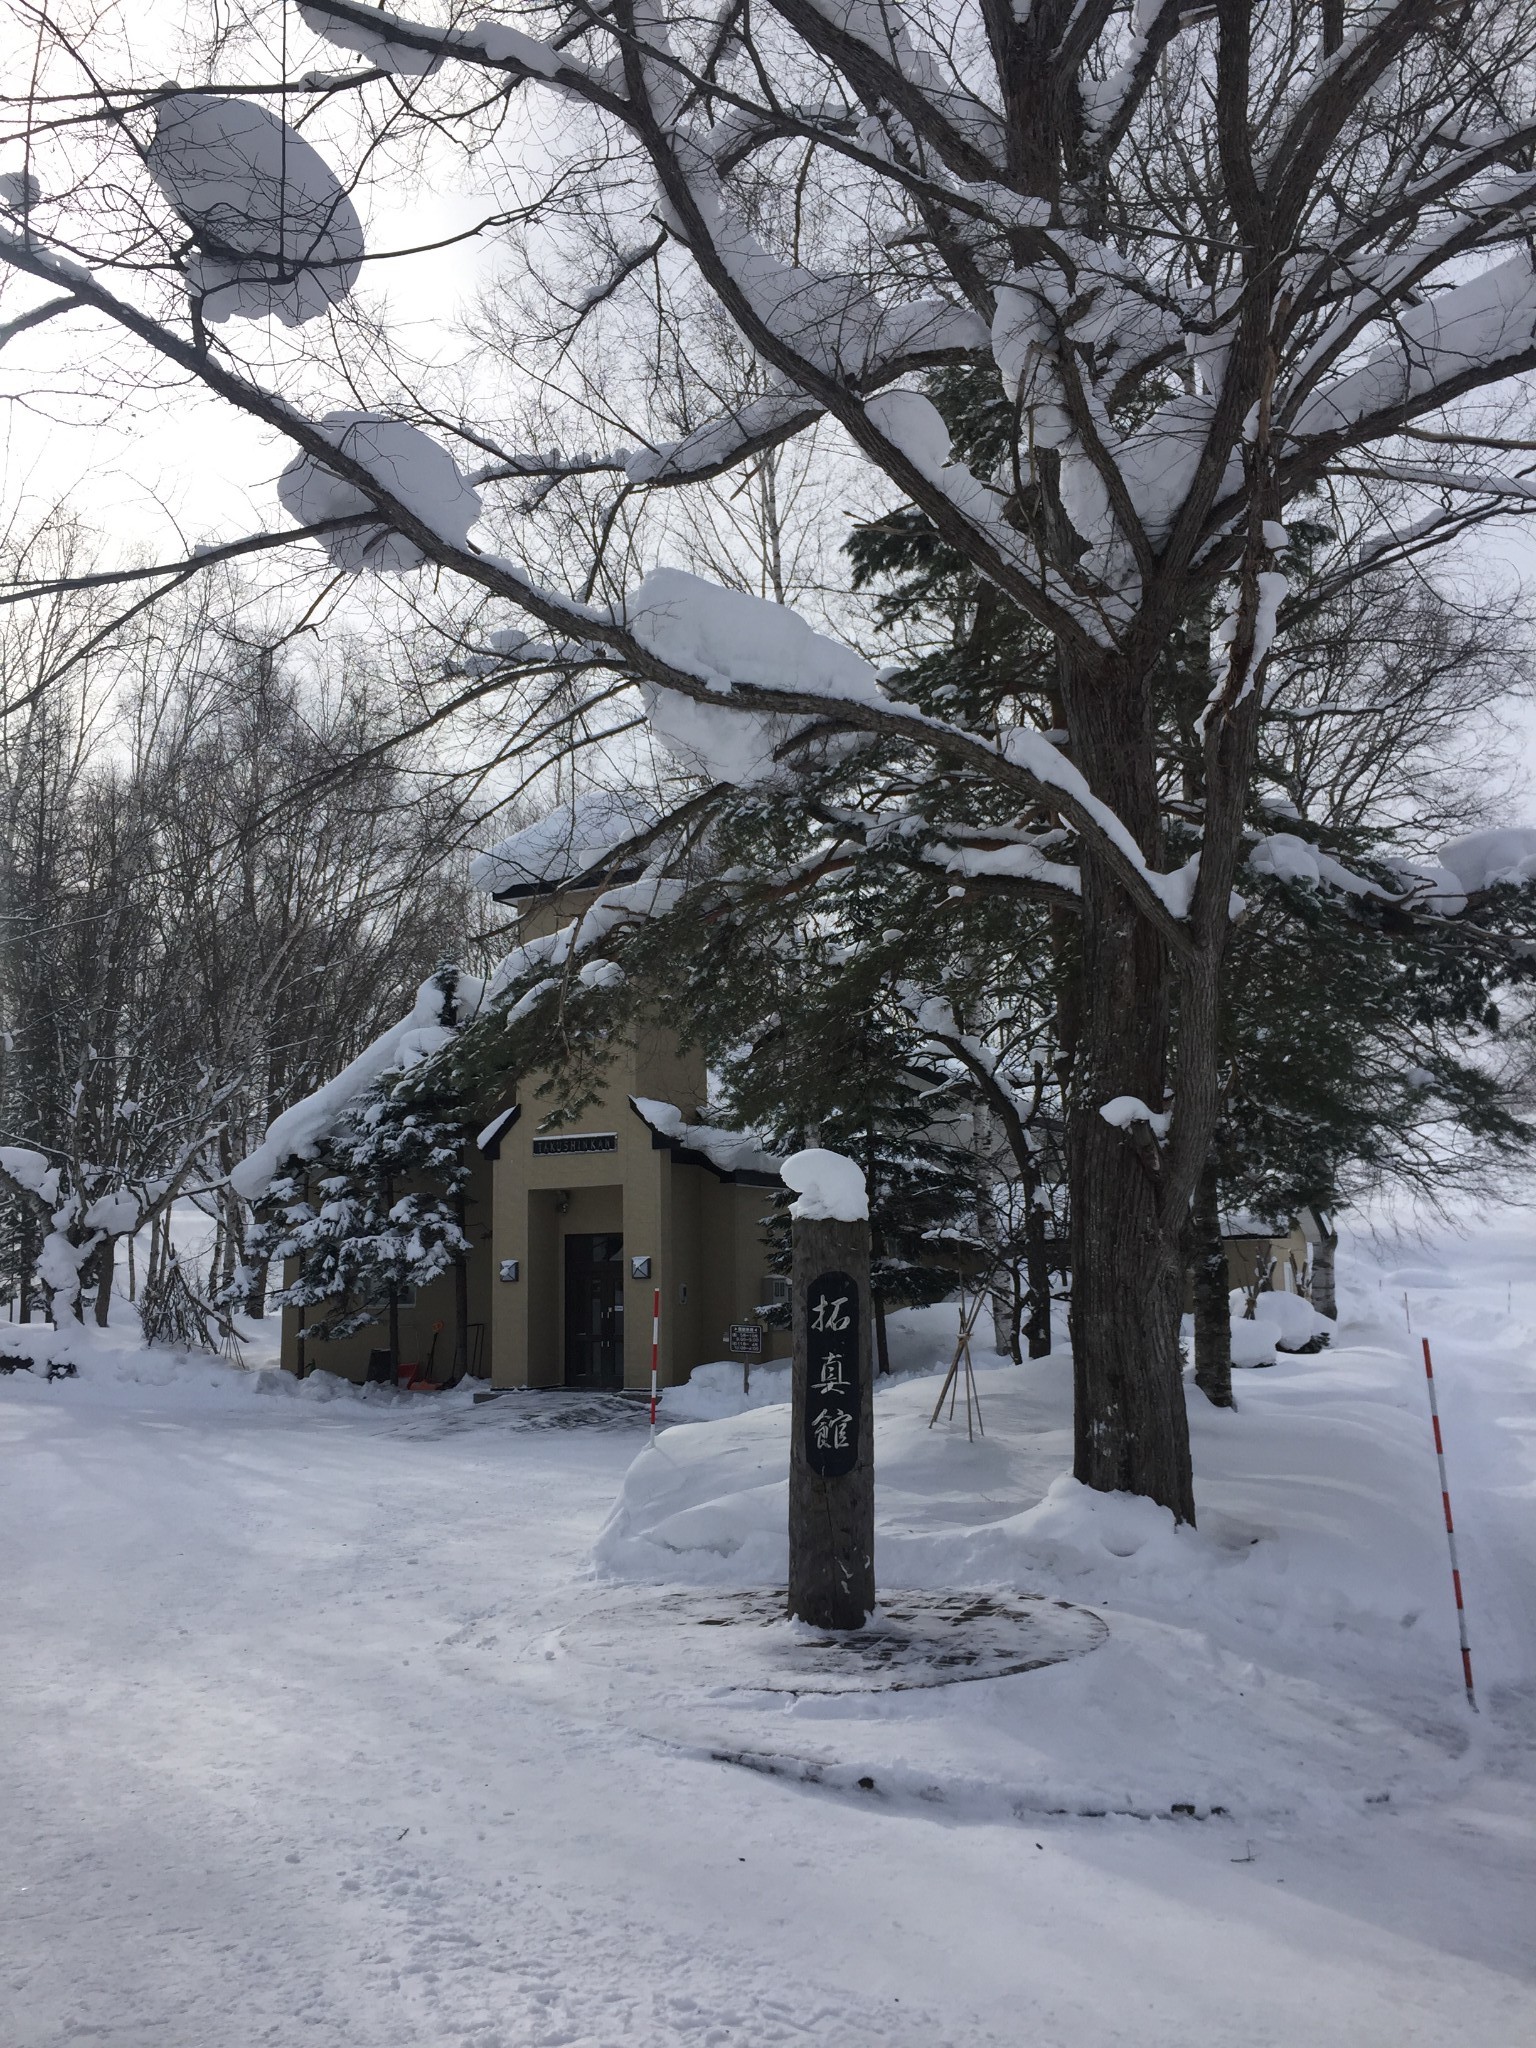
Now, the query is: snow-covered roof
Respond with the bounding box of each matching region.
[470,789,659,901]
[476,1105,521,1158]
[629,1098,781,1184]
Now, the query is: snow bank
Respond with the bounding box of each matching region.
[779,1147,867,1220]
[659,1357,792,1421]
[0,1311,269,1397]
[594,1286,1500,1821]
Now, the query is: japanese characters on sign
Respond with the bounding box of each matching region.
[726,1322,764,1355]
[803,1269,860,1479]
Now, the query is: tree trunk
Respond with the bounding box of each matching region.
[1191,1153,1233,1408]
[93,1234,114,1329]
[219,1185,240,1299]
[452,1190,469,1382]
[18,1216,33,1323]
[1024,1169,1052,1359]
[976,1168,1020,1360]
[788,1213,875,1629]
[873,1291,891,1377]
[1311,1213,1338,1320]
[1065,682,1195,1525]
[244,1253,268,1319]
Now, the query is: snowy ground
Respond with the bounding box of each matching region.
[2,1215,1534,2046]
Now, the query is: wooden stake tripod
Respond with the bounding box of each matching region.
[929,1287,986,1440]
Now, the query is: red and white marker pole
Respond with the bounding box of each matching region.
[649,1287,661,1438]
[1421,1337,1477,1713]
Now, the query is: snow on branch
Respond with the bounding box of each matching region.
[277,413,482,572]
[1288,255,1536,451]
[147,95,363,325]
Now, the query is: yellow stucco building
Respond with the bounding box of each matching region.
[279,849,791,1391]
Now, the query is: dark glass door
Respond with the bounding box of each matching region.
[564,1233,624,1387]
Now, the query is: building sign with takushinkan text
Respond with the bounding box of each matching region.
[803,1270,860,1478]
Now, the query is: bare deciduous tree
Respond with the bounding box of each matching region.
[6,2,1536,1511]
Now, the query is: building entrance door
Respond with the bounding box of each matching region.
[564,1232,624,1388]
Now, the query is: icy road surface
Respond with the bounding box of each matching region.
[3,1217,1535,2047]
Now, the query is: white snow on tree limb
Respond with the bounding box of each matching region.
[1438,826,1536,893]
[37,1228,94,1305]
[0,1146,61,1207]
[932,836,1082,894]
[626,394,818,485]
[471,22,566,78]
[664,158,986,387]
[297,2,445,74]
[621,567,882,786]
[578,958,625,989]
[0,169,41,210]
[621,570,885,705]
[146,96,363,325]
[1213,571,1289,711]
[1293,255,1536,441]
[276,413,481,571]
[780,1146,868,1222]
[1248,833,1384,897]
[1098,1096,1171,1139]
[81,1189,140,1236]
[999,726,1189,916]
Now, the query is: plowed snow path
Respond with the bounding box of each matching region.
[2,1266,1534,2047]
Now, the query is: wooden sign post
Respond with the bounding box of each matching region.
[788,1210,875,1630]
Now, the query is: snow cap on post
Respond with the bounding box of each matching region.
[780,1147,868,1222]
[277,412,481,571]
[147,96,363,325]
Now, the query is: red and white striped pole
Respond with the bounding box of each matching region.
[650,1286,660,1439]
[1421,1337,1477,1713]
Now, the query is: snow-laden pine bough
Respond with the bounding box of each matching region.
[10,0,1536,1517]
